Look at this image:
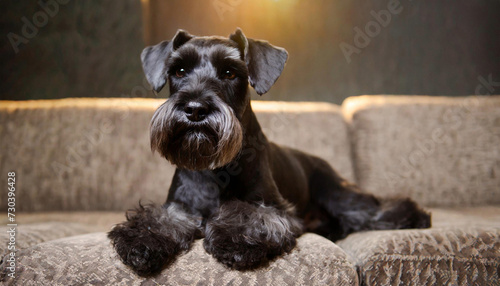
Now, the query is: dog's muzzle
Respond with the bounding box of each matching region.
[150,96,243,170]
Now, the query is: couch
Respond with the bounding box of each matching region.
[1,95,499,285]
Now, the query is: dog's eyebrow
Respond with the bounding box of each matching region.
[223,47,241,60]
[211,47,245,67]
[210,46,241,62]
[168,46,200,69]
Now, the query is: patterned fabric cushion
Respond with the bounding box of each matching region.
[343,95,500,207]
[0,222,93,260]
[0,98,352,212]
[338,211,500,286]
[0,233,359,286]
[339,227,500,286]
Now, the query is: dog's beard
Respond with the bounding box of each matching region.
[150,98,243,170]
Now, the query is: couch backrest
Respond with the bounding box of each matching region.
[0,98,353,211]
[343,95,500,207]
[3,96,498,211]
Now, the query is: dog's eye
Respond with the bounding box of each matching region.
[175,68,186,78]
[223,70,236,80]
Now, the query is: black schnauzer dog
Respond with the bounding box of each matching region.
[109,28,431,276]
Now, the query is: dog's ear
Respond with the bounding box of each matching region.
[141,30,193,92]
[230,28,288,95]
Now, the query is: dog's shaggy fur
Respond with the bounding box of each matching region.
[109,28,431,276]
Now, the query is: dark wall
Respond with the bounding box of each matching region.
[1,1,144,100]
[1,0,499,103]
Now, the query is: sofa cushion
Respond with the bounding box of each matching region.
[9,211,125,232]
[337,206,500,286]
[0,222,93,260]
[0,233,359,286]
[0,98,353,212]
[343,95,500,207]
[0,212,124,259]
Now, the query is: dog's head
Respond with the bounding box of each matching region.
[142,28,287,170]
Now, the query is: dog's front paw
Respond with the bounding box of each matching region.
[108,204,198,276]
[203,231,270,270]
[204,224,297,270]
[203,201,301,270]
[108,221,180,276]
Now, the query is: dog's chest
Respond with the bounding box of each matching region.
[169,170,221,217]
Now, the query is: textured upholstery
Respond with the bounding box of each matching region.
[1,96,499,285]
[338,206,500,285]
[0,98,353,212]
[343,95,500,207]
[1,208,498,285]
[338,227,500,286]
[0,222,93,260]
[0,98,168,212]
[0,233,359,286]
[0,212,121,259]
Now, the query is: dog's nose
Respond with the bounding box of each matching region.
[184,101,209,122]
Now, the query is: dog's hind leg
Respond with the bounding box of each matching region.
[108,202,199,276]
[308,159,431,241]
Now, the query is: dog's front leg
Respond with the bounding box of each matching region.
[108,203,199,276]
[203,200,302,270]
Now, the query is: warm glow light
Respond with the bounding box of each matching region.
[225,0,300,36]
